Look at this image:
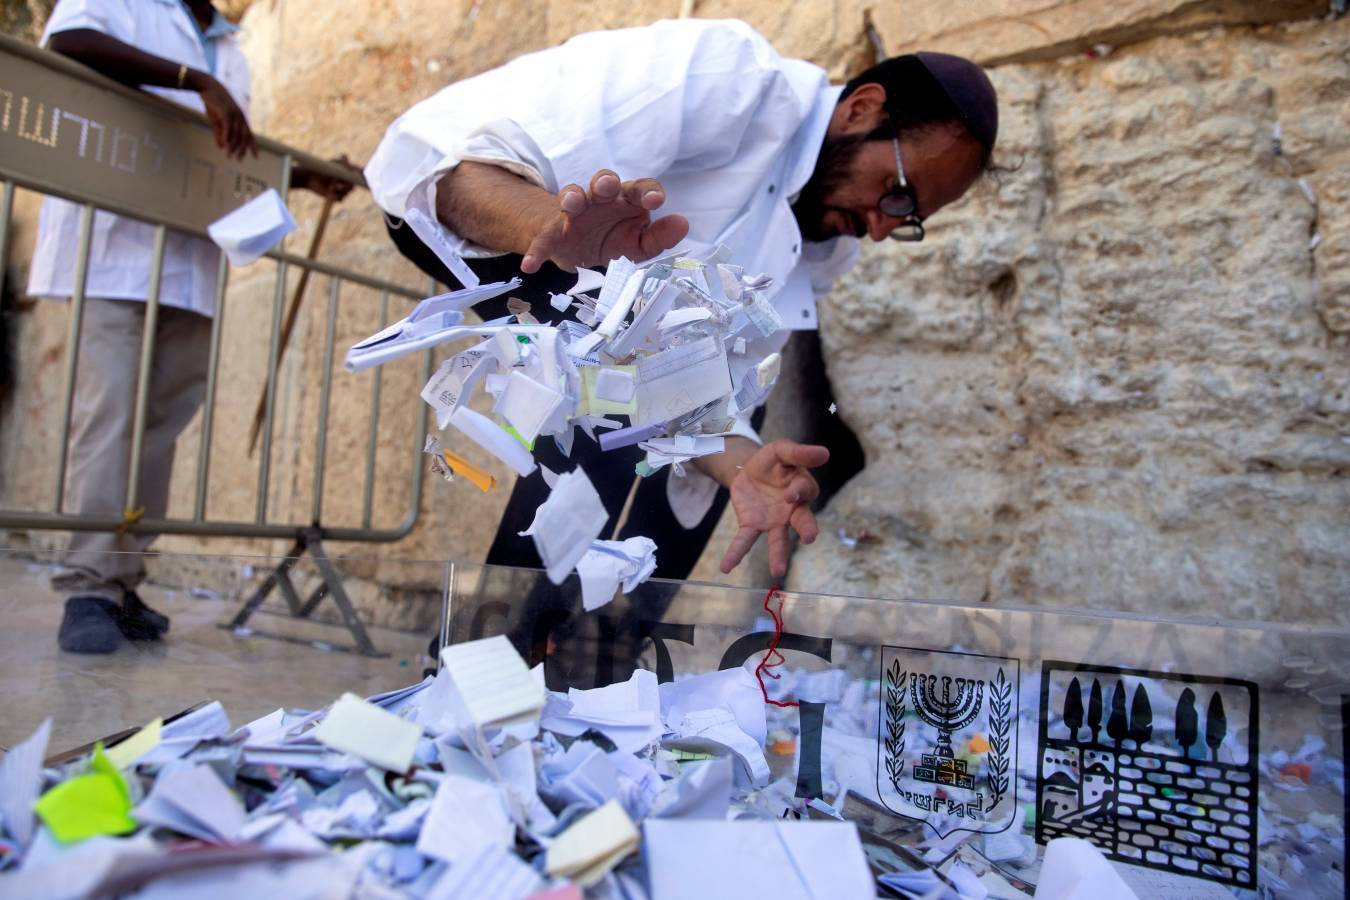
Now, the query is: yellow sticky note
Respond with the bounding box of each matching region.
[546,800,639,887]
[105,718,162,770]
[441,449,497,493]
[34,745,136,843]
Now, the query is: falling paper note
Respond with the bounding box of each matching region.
[594,367,637,404]
[207,188,297,267]
[494,371,565,444]
[449,406,537,478]
[634,336,732,423]
[312,693,422,773]
[438,635,545,730]
[441,446,497,492]
[519,467,608,584]
[575,536,658,611]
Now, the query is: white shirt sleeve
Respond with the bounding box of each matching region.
[365,19,813,257]
[42,0,136,44]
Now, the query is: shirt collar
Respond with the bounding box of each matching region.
[158,0,241,39]
[203,11,241,39]
[782,84,844,201]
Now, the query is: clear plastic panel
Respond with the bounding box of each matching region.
[446,562,1349,898]
[1,548,446,757]
[6,548,1343,896]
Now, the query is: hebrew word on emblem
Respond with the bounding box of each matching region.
[877,646,1020,838]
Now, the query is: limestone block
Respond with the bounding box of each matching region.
[874,0,1326,65]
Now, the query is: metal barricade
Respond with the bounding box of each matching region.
[0,35,435,655]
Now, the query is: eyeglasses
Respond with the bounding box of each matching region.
[879,135,925,242]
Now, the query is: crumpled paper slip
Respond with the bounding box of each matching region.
[574,536,658,611]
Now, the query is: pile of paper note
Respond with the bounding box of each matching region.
[342,246,788,592]
[0,638,891,899]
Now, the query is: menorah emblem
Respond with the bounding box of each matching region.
[878,647,1019,837]
[911,673,984,760]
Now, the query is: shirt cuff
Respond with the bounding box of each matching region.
[413,128,554,260]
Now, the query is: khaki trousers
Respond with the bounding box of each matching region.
[61,299,211,591]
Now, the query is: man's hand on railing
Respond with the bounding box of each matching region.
[292,155,363,202]
[45,28,260,162]
[192,72,257,161]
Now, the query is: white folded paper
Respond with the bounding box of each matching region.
[438,635,545,730]
[343,280,521,372]
[447,406,537,478]
[312,692,422,773]
[644,819,873,900]
[207,188,296,267]
[133,764,246,843]
[519,467,608,584]
[1034,838,1139,900]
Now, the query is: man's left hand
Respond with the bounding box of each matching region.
[294,155,361,202]
[719,440,829,579]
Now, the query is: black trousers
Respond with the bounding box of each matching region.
[386,217,748,582]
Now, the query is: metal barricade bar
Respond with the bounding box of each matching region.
[51,204,94,514]
[0,36,443,653]
[125,225,167,514]
[193,253,230,522]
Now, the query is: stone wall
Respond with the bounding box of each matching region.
[1,1,1344,624]
[794,16,1350,625]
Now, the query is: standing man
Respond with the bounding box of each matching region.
[367,19,997,590]
[28,0,354,654]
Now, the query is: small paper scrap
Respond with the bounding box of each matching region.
[546,799,639,887]
[207,188,297,267]
[312,692,422,773]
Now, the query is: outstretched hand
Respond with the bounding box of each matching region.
[521,169,689,274]
[720,440,830,579]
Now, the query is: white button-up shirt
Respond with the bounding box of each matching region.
[26,0,251,318]
[365,18,859,526]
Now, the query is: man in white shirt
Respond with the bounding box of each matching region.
[367,19,997,595]
[29,0,354,653]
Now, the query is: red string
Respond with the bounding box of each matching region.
[755,585,799,708]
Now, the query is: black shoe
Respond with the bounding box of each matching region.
[117,591,171,641]
[58,596,123,654]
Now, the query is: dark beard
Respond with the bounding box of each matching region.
[791,133,867,242]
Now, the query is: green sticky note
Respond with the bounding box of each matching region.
[34,745,137,843]
[503,425,535,451]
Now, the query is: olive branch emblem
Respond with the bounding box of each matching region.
[884,659,907,790]
[985,667,1013,810]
